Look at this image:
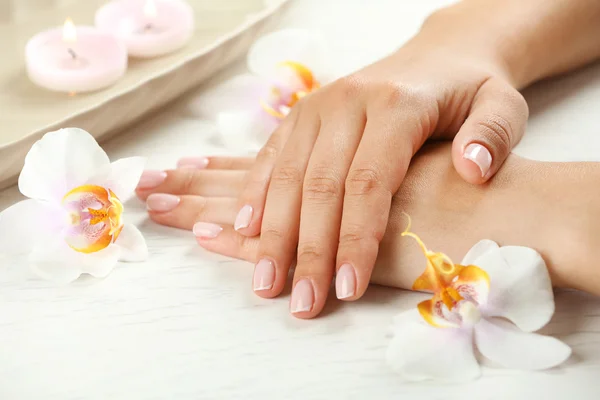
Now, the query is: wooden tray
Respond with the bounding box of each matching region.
[0,0,292,190]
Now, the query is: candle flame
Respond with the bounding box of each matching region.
[143,0,158,18]
[63,18,77,42]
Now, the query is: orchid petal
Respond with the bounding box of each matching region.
[474,246,554,332]
[216,111,278,153]
[19,128,110,202]
[188,74,268,117]
[88,157,146,202]
[116,224,148,262]
[79,244,121,278]
[0,200,66,255]
[29,235,120,282]
[29,239,83,284]
[461,239,499,266]
[387,309,480,382]
[247,29,327,81]
[475,318,571,370]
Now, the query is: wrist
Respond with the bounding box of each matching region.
[409,1,543,89]
[374,145,600,295]
[486,159,600,294]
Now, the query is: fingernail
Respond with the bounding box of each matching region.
[234,205,253,231]
[146,193,180,212]
[137,170,167,190]
[177,157,209,169]
[253,259,275,291]
[335,263,356,299]
[193,222,223,239]
[290,279,315,314]
[463,143,492,177]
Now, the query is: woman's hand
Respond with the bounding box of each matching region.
[136,144,600,301]
[135,0,600,317]
[226,27,528,318]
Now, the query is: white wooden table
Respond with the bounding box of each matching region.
[2,1,600,398]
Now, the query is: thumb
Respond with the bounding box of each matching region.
[452,77,529,184]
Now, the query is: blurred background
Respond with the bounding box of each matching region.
[1,0,75,22]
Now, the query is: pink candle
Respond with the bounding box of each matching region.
[95,0,194,58]
[25,19,128,93]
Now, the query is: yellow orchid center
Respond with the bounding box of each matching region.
[62,185,124,254]
[260,61,320,119]
[402,213,490,328]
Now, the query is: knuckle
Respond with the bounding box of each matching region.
[261,227,286,243]
[334,75,365,98]
[180,169,197,194]
[378,82,421,110]
[270,165,304,189]
[192,196,209,220]
[345,167,387,197]
[297,241,325,263]
[381,82,408,108]
[258,141,280,162]
[237,234,258,261]
[340,223,386,247]
[476,114,513,151]
[339,231,382,249]
[303,168,342,201]
[338,231,364,246]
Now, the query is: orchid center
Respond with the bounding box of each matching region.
[260,61,320,119]
[458,301,482,325]
[62,185,124,254]
[401,213,490,328]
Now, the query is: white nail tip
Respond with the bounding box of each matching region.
[234,205,253,231]
[292,299,312,314]
[463,143,492,177]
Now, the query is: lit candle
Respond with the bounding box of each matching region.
[25,18,128,93]
[95,0,194,58]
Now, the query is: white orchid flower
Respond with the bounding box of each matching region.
[386,222,571,382]
[0,128,148,283]
[190,29,332,152]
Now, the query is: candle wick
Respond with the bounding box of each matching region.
[144,23,153,31]
[67,48,78,60]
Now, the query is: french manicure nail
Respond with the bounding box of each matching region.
[335,263,356,299]
[253,259,275,291]
[193,222,223,239]
[234,205,253,231]
[290,279,315,314]
[463,143,492,177]
[137,170,167,190]
[177,157,210,169]
[146,193,180,212]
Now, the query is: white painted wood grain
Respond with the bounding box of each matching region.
[2,1,600,399]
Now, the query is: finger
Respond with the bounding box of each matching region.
[452,77,528,184]
[146,194,238,230]
[233,106,300,236]
[336,103,420,302]
[252,107,321,301]
[136,169,246,200]
[290,106,366,318]
[196,225,260,263]
[176,156,255,171]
